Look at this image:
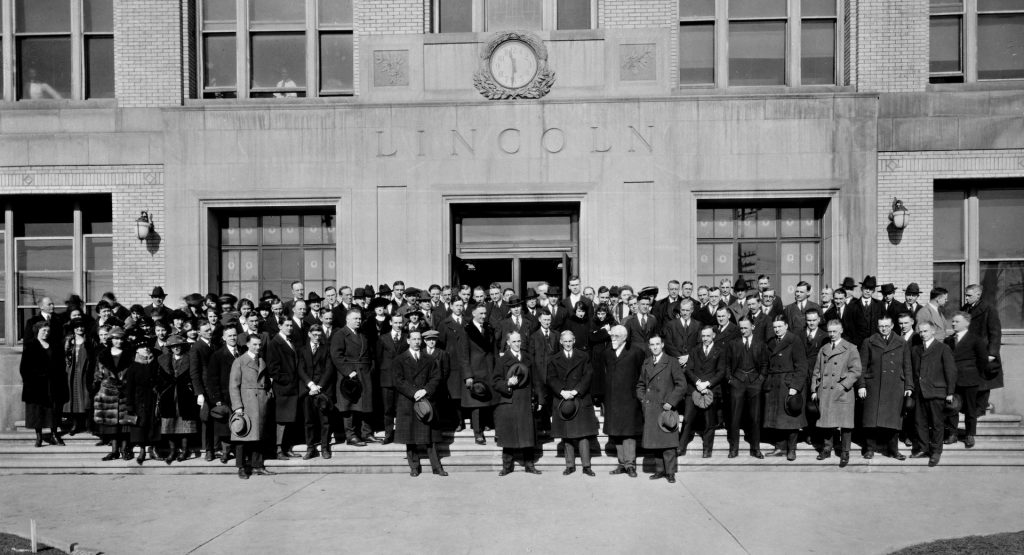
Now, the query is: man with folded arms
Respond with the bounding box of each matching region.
[911,321,957,467]
[811,320,862,467]
[636,335,686,483]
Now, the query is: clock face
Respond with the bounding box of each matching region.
[489,40,538,89]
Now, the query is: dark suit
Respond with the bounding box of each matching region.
[824,301,868,348]
[189,338,217,454]
[880,300,908,324]
[495,315,536,356]
[680,342,726,453]
[267,334,300,453]
[560,295,594,320]
[376,330,408,437]
[464,320,497,435]
[206,343,243,442]
[547,349,599,469]
[944,332,989,438]
[965,300,1003,417]
[727,336,769,451]
[529,326,559,434]
[652,296,682,327]
[783,301,819,336]
[662,318,701,360]
[297,341,335,450]
[624,313,659,355]
[912,340,957,457]
[330,325,375,440]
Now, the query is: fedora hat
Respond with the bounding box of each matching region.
[210,404,232,421]
[339,375,363,403]
[905,282,921,296]
[184,293,205,307]
[416,290,431,302]
[658,409,680,433]
[880,283,896,295]
[525,288,540,300]
[150,286,167,299]
[558,397,579,421]
[353,287,366,299]
[470,381,492,401]
[306,292,323,304]
[692,389,713,409]
[805,396,820,420]
[944,393,962,415]
[414,399,434,423]
[378,284,392,296]
[860,275,877,290]
[902,395,916,414]
[507,362,527,384]
[164,334,186,348]
[229,411,251,437]
[638,286,659,301]
[785,393,803,417]
[313,393,333,413]
[507,295,523,308]
[218,293,238,306]
[734,276,749,292]
[840,277,857,290]
[364,284,376,297]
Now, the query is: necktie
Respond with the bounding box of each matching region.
[514,317,520,328]
[808,330,813,341]
[640,315,646,327]
[566,351,572,360]
[704,345,710,357]
[413,351,418,361]
[746,338,751,350]
[832,342,838,350]
[394,331,399,342]
[515,352,520,361]
[544,329,549,338]
[312,344,318,355]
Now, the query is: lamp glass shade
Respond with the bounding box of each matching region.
[891,208,909,229]
[136,212,152,241]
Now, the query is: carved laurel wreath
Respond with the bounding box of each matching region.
[473,31,556,100]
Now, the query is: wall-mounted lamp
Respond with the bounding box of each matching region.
[889,198,909,230]
[136,211,154,241]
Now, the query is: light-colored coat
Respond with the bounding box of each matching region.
[811,339,862,428]
[229,353,271,442]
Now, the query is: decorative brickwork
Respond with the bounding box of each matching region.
[114,0,184,107]
[855,0,928,93]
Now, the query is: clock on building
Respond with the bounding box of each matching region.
[474,31,555,100]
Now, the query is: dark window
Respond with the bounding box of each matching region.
[556,0,591,30]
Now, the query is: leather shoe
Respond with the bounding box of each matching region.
[610,466,626,475]
[786,450,796,461]
[382,432,395,445]
[433,468,448,477]
[768,448,786,457]
[253,468,276,476]
[563,467,576,476]
[862,451,874,460]
[817,449,832,461]
[165,449,177,465]
[943,436,957,445]
[728,449,739,459]
[238,469,249,480]
[890,450,907,461]
[322,447,332,460]
[177,450,189,462]
[53,436,65,446]
[277,450,294,459]
[410,468,421,477]
[666,474,676,483]
[839,453,849,468]
[101,452,118,461]
[928,455,941,467]
[346,438,367,447]
[750,449,764,459]
[302,448,318,460]
[626,468,637,478]
[220,450,231,464]
[205,451,215,462]
[582,467,595,476]
[499,467,512,476]
[649,471,666,480]
[911,451,930,459]
[525,466,542,475]
[474,434,486,445]
[965,435,975,448]
[362,436,381,444]
[676,448,686,456]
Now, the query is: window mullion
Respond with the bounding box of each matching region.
[715,0,727,88]
[73,203,84,298]
[237,0,248,99]
[473,0,485,32]
[306,0,317,98]
[789,0,799,85]
[71,0,83,99]
[4,208,14,344]
[964,0,978,82]
[966,189,981,288]
[2,0,12,101]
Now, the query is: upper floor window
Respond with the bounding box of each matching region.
[678,0,839,87]
[432,0,596,33]
[199,0,353,99]
[929,0,1024,83]
[0,0,114,101]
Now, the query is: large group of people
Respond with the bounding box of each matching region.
[19,273,1003,481]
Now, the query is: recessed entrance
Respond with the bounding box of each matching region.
[451,201,579,294]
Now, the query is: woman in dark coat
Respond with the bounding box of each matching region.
[156,336,200,463]
[63,317,96,436]
[393,331,446,476]
[564,302,593,353]
[493,331,541,475]
[589,304,614,405]
[20,321,67,447]
[93,327,135,460]
[125,347,160,465]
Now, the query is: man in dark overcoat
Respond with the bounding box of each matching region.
[963,284,1002,419]
[463,304,498,444]
[495,296,536,356]
[727,317,769,459]
[944,312,989,448]
[602,325,644,476]
[393,331,447,476]
[662,299,701,363]
[764,316,808,461]
[436,299,470,431]
[547,330,599,476]
[376,313,408,444]
[190,322,218,460]
[636,334,686,483]
[680,327,726,457]
[824,288,867,348]
[858,315,913,460]
[267,319,301,459]
[297,324,335,459]
[624,295,659,355]
[910,320,957,467]
[493,331,541,475]
[331,308,377,446]
[206,326,244,464]
[530,311,559,437]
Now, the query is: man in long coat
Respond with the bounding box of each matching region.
[764,317,808,461]
[207,326,244,464]
[493,331,541,475]
[911,320,957,467]
[436,299,470,431]
[636,334,687,483]
[229,334,274,479]
[727,317,769,459]
[376,313,408,444]
[331,308,377,446]
[811,319,862,467]
[602,325,644,476]
[297,324,335,460]
[858,315,912,460]
[393,331,446,476]
[530,311,559,438]
[680,327,726,457]
[548,330,599,476]
[267,319,301,459]
[963,284,1002,419]
[190,322,218,460]
[944,312,989,448]
[463,305,498,444]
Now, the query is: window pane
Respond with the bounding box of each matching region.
[679,23,714,84]
[203,34,237,88]
[86,272,113,304]
[319,0,353,26]
[249,0,305,25]
[933,189,964,259]
[320,33,354,92]
[929,16,962,74]
[462,217,572,242]
[84,0,113,33]
[730,0,787,18]
[85,237,112,270]
[977,15,1024,80]
[203,0,236,30]
[86,36,114,99]
[714,244,734,275]
[933,262,963,319]
[802,19,835,84]
[557,0,591,30]
[438,0,473,32]
[979,188,1024,258]
[679,0,715,18]
[980,262,1024,330]
[251,33,306,89]
[16,214,73,238]
[714,209,734,239]
[978,0,1024,11]
[696,209,714,239]
[780,208,801,237]
[305,250,323,280]
[15,0,70,33]
[486,0,542,30]
[18,37,72,99]
[223,250,240,281]
[17,240,73,272]
[263,216,281,245]
[281,215,301,245]
[801,0,836,17]
[738,243,778,283]
[930,0,963,14]
[729,21,786,86]
[240,250,259,280]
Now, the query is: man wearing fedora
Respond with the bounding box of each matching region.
[144,286,171,324]
[393,331,447,477]
[680,327,725,458]
[858,315,913,460]
[548,330,599,476]
[637,334,686,483]
[229,334,275,479]
[496,295,535,356]
[911,320,957,467]
[493,331,542,475]
[878,283,907,324]
[903,283,924,319]
[727,317,770,459]
[764,316,808,461]
[811,319,862,467]
[297,324,335,460]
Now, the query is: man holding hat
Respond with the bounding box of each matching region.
[422,329,458,432]
[297,324,335,460]
[145,286,171,324]
[229,333,274,479]
[548,330,599,476]
[393,331,447,476]
[496,295,534,356]
[764,316,808,461]
[332,308,378,446]
[464,304,498,444]
[680,326,726,458]
[493,331,542,475]
[811,319,862,467]
[637,334,687,483]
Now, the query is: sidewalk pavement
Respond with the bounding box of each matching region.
[1,469,1023,554]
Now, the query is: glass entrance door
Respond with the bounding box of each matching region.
[453,255,569,296]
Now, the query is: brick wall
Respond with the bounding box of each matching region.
[855,0,928,93]
[876,150,1024,301]
[0,166,166,307]
[843,0,858,86]
[114,0,184,107]
[357,0,426,34]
